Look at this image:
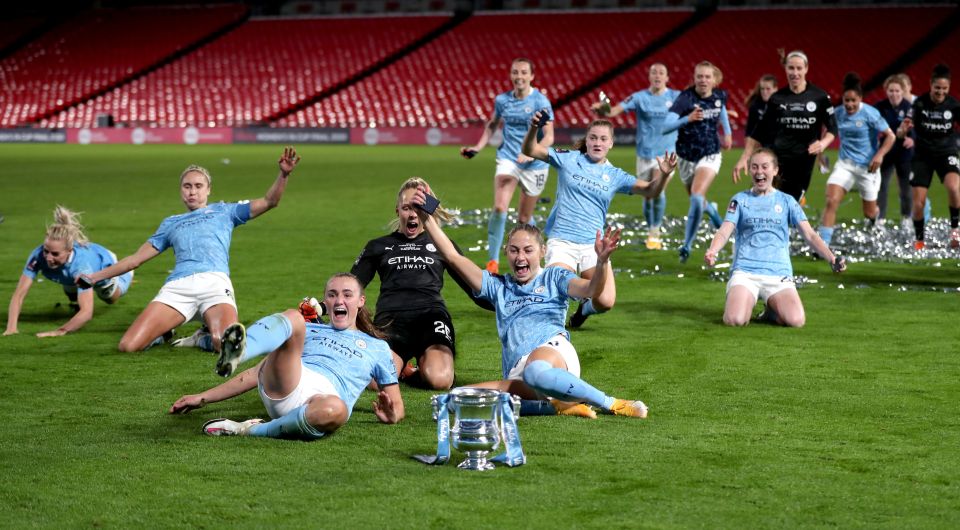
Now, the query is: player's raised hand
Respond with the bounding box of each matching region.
[656,151,678,175]
[733,157,748,183]
[278,146,300,175]
[704,248,718,267]
[688,105,704,122]
[594,228,622,263]
[460,146,479,159]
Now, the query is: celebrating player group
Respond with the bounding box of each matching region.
[6,52,958,444]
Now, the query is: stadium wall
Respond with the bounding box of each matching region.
[0,126,653,146]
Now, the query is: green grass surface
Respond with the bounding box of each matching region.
[1,144,958,528]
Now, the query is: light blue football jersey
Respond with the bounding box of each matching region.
[301,323,397,417]
[148,201,251,283]
[619,88,681,159]
[544,148,636,244]
[835,102,889,167]
[493,88,553,170]
[23,242,117,292]
[724,190,807,277]
[477,267,577,378]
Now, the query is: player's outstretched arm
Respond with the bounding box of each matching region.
[168,363,262,414]
[704,221,735,267]
[461,116,500,159]
[37,288,94,337]
[521,110,550,162]
[796,220,844,272]
[81,242,159,287]
[250,146,300,218]
[4,275,34,336]
[413,189,484,293]
[633,151,677,198]
[733,137,760,183]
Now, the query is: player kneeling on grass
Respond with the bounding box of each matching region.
[704,149,845,328]
[4,206,133,338]
[414,187,648,419]
[79,147,300,353]
[169,273,403,439]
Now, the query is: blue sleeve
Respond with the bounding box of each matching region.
[478,270,500,304]
[618,93,637,112]
[724,197,741,225]
[661,111,688,134]
[22,246,43,279]
[719,105,732,136]
[372,342,399,386]
[552,267,577,300]
[492,95,504,121]
[787,196,807,226]
[616,167,638,194]
[231,202,251,226]
[545,147,565,169]
[147,218,172,253]
[871,108,890,133]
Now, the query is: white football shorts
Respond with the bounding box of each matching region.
[259,364,340,419]
[507,334,581,381]
[678,152,722,187]
[727,270,796,302]
[153,271,237,322]
[495,158,549,196]
[827,159,881,201]
[545,238,601,273]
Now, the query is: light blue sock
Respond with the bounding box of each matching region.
[240,313,293,364]
[146,335,165,349]
[705,200,723,229]
[818,226,835,246]
[487,211,507,262]
[683,194,705,251]
[924,198,932,222]
[653,193,667,227]
[197,333,213,352]
[643,198,655,227]
[247,404,325,441]
[522,360,615,409]
[581,299,601,316]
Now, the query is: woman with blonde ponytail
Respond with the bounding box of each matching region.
[4,206,133,338]
[81,147,300,353]
[350,177,490,390]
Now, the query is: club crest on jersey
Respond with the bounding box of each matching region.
[355,339,367,349]
[665,100,673,108]
[855,120,863,128]
[714,100,721,108]
[806,102,817,112]
[426,243,437,252]
[945,110,953,120]
[534,286,546,294]
[524,106,533,114]
[727,200,738,213]
[601,173,610,182]
[774,204,783,213]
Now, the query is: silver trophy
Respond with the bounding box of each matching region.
[597,91,612,116]
[445,387,503,471]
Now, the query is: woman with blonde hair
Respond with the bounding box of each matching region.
[350,177,490,390]
[80,147,299,352]
[5,206,133,337]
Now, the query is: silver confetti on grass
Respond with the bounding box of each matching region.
[448,207,960,292]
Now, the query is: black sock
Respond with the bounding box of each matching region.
[866,216,877,227]
[950,207,959,229]
[914,219,925,241]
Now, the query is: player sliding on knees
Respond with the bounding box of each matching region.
[522,111,676,329]
[169,273,403,440]
[78,147,300,353]
[414,186,648,419]
[704,149,845,328]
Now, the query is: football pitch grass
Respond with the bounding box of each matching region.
[1,144,958,528]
